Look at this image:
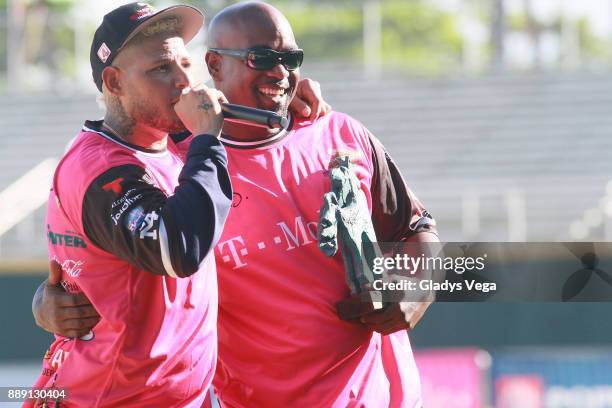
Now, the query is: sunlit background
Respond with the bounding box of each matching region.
[1,1,612,407]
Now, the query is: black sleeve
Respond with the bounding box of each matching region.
[82,135,232,278]
[369,134,437,242]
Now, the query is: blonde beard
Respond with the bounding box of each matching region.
[103,91,186,136]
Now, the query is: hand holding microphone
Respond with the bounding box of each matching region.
[175,86,288,138]
[174,85,227,138]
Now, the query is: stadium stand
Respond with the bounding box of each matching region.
[1,67,612,258]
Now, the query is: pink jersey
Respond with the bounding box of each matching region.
[213,112,423,407]
[28,128,218,407]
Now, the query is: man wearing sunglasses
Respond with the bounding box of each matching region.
[33,2,437,407]
[209,47,304,72]
[203,3,436,407]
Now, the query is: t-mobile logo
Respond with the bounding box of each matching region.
[216,216,319,270]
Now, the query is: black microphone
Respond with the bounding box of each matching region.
[222,103,288,130]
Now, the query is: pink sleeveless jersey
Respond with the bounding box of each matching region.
[213,112,422,408]
[29,129,217,407]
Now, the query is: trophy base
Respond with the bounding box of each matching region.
[336,290,385,321]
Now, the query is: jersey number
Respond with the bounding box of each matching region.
[140,211,159,240]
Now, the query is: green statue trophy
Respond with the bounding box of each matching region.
[318,156,385,320]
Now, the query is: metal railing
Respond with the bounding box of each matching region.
[0,157,57,240]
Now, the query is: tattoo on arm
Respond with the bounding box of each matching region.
[198,102,213,111]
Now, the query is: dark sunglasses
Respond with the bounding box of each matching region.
[208,47,304,71]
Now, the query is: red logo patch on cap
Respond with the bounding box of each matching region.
[97,42,111,63]
[130,4,156,20]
